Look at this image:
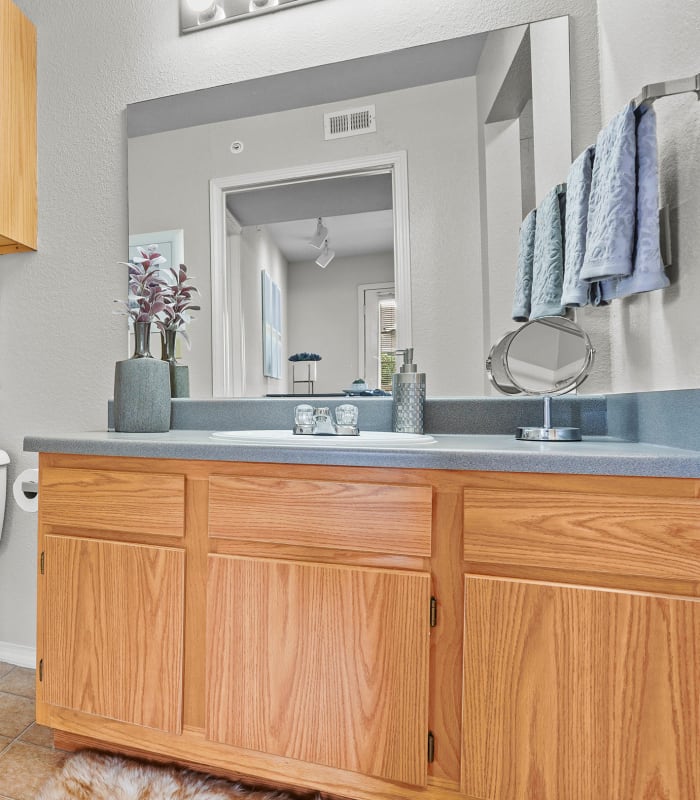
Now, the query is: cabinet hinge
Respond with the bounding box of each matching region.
[40,551,45,575]
[430,596,437,627]
[427,731,435,763]
[39,659,43,682]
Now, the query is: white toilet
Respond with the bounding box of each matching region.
[0,450,9,535]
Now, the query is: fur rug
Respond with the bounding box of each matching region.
[37,750,319,800]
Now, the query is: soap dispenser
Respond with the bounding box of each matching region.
[392,348,426,434]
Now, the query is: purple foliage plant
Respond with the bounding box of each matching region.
[115,245,170,324]
[159,263,201,347]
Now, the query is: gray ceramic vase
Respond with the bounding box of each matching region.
[161,329,190,399]
[113,322,171,433]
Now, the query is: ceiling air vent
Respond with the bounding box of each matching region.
[324,105,376,140]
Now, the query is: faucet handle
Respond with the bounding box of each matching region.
[294,404,314,427]
[335,404,359,427]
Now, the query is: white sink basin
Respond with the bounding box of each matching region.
[210,429,436,447]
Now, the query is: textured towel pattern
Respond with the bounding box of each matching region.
[562,146,596,307]
[600,105,670,300]
[580,102,637,282]
[530,187,566,319]
[512,209,537,321]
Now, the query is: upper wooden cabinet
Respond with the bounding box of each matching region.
[0,0,36,254]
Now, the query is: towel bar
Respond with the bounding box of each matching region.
[635,73,700,108]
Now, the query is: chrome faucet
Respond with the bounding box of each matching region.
[312,407,337,435]
[293,404,359,436]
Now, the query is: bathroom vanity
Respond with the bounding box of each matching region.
[28,429,700,800]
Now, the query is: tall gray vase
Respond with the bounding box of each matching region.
[113,322,171,433]
[161,329,190,399]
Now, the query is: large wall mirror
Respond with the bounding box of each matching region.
[127,15,572,398]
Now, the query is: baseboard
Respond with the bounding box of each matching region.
[0,641,36,669]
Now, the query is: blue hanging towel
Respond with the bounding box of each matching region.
[512,209,537,322]
[600,104,670,300]
[530,187,566,320]
[580,102,637,283]
[562,146,605,307]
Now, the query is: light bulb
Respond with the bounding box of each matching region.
[250,0,279,10]
[315,241,335,269]
[186,0,225,24]
[188,0,216,11]
[309,218,329,249]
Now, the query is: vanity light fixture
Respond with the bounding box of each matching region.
[180,0,325,34]
[185,0,225,25]
[315,240,335,269]
[309,217,329,249]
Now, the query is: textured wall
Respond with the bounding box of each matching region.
[0,0,600,650]
[597,0,700,393]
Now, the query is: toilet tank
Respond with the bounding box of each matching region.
[0,450,9,534]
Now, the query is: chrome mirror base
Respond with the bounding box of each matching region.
[516,426,581,442]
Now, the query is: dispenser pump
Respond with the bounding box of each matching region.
[392,347,426,434]
[398,347,417,372]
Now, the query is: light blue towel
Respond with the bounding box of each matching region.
[530,187,566,319]
[600,105,670,300]
[562,146,596,307]
[580,102,637,282]
[512,209,536,321]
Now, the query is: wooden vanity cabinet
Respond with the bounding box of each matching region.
[37,464,186,733]
[0,0,36,254]
[462,473,700,800]
[36,456,700,800]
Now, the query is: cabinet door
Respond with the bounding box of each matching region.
[42,535,185,734]
[0,0,36,253]
[207,555,430,786]
[463,576,700,800]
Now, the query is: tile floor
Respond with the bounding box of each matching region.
[0,662,66,800]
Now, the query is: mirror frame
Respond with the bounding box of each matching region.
[209,151,412,397]
[486,316,596,397]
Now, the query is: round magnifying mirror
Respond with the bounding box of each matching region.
[485,316,595,441]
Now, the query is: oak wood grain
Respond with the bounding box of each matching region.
[427,483,464,787]
[464,487,700,582]
[209,474,432,556]
[42,535,185,733]
[183,477,209,729]
[206,555,431,786]
[0,0,36,250]
[49,716,474,800]
[40,466,185,537]
[463,576,700,800]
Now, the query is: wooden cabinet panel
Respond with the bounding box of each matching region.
[209,474,432,556]
[463,576,700,800]
[206,555,431,786]
[0,0,36,253]
[41,467,185,537]
[42,535,184,734]
[464,487,700,581]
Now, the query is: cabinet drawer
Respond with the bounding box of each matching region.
[208,475,432,556]
[41,467,185,538]
[464,488,700,581]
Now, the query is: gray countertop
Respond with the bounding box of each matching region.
[22,430,700,478]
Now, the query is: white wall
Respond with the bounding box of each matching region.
[597,0,700,392]
[239,226,289,396]
[0,0,600,651]
[287,252,394,394]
